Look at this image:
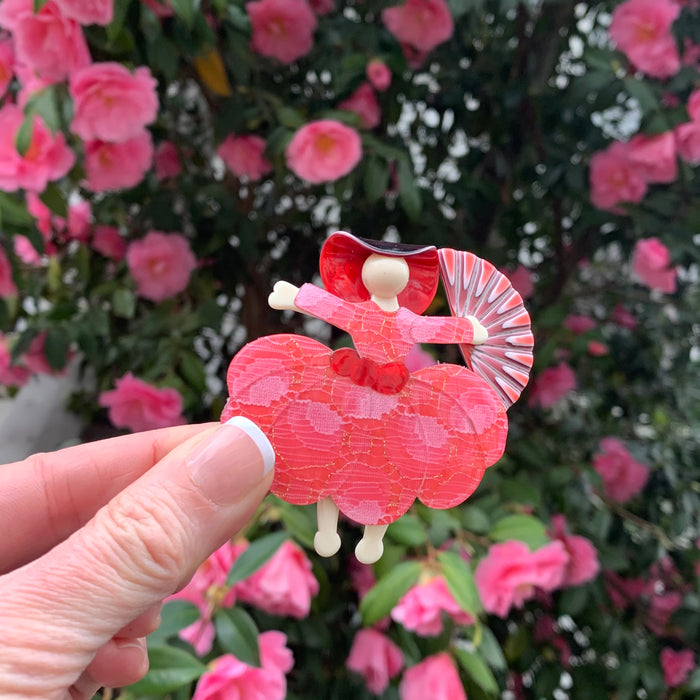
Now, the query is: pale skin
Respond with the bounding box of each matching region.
[0,421,273,698]
[268,254,488,564]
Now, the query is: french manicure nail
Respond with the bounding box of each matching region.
[187,417,275,506]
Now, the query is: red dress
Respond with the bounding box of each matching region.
[222,284,508,526]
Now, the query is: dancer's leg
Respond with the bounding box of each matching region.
[314,496,341,557]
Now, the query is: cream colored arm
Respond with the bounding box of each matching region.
[268,281,301,312]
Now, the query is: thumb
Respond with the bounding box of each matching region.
[0,417,274,691]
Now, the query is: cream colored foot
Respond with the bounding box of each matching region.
[355,524,388,564]
[314,497,341,557]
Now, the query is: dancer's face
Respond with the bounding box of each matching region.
[361,254,409,299]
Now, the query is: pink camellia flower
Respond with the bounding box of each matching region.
[309,0,334,13]
[661,648,695,688]
[338,83,381,129]
[92,226,127,260]
[530,540,570,592]
[142,0,174,17]
[631,237,677,293]
[127,230,196,303]
[587,340,609,356]
[474,541,537,617]
[0,0,91,81]
[611,303,637,330]
[383,0,454,54]
[550,515,600,587]
[528,362,576,409]
[346,629,404,695]
[26,192,53,236]
[0,104,75,193]
[674,120,700,163]
[14,61,54,108]
[349,560,376,599]
[0,247,16,298]
[391,577,473,636]
[99,372,185,432]
[84,131,154,192]
[169,541,245,655]
[0,39,14,99]
[53,0,113,25]
[217,134,272,181]
[609,0,681,79]
[154,141,182,180]
[399,653,466,700]
[647,589,683,635]
[404,344,436,372]
[564,314,596,334]
[504,264,534,300]
[366,59,392,92]
[604,571,647,610]
[247,0,317,64]
[286,119,362,184]
[589,141,647,211]
[66,199,92,242]
[70,63,159,143]
[0,336,30,387]
[193,632,294,700]
[236,540,319,618]
[626,132,677,184]
[593,437,650,503]
[686,89,700,120]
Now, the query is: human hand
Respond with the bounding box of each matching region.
[0,416,274,699]
[268,280,300,311]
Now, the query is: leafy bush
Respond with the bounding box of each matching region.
[0,0,698,698]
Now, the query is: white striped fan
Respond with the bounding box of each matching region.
[438,248,534,408]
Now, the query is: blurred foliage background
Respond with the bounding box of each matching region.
[0,0,698,698]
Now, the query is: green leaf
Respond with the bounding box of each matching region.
[359,561,421,626]
[489,514,549,550]
[226,531,287,586]
[478,625,506,671]
[169,0,200,28]
[460,505,490,534]
[14,115,34,157]
[623,77,659,115]
[276,499,316,550]
[454,647,499,696]
[128,646,206,694]
[148,600,200,647]
[33,0,51,11]
[363,156,390,204]
[11,327,40,363]
[39,183,67,218]
[112,288,136,319]
[44,327,70,370]
[214,607,261,667]
[180,352,207,392]
[23,87,60,133]
[107,0,133,44]
[397,157,421,221]
[438,551,483,615]
[275,106,305,129]
[387,514,427,547]
[0,192,33,226]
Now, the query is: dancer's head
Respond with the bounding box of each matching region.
[319,231,439,313]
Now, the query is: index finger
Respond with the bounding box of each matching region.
[0,422,217,574]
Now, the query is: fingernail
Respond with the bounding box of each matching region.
[114,637,146,651]
[187,417,275,506]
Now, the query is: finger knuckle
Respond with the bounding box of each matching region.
[90,488,193,593]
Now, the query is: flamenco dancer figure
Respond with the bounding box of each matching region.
[222,232,533,564]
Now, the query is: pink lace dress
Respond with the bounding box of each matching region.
[222,284,507,526]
